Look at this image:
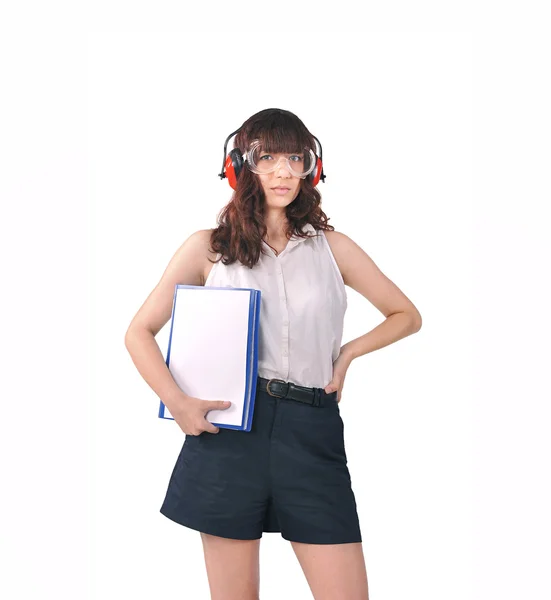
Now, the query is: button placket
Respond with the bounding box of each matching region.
[274,260,290,379]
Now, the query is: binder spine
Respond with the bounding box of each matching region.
[158,284,179,420]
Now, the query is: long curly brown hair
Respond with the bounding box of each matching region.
[209,108,335,269]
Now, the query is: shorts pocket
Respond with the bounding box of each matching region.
[284,404,348,467]
[179,433,203,468]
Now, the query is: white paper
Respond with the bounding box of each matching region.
[164,286,254,426]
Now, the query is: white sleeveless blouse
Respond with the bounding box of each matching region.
[204,223,347,389]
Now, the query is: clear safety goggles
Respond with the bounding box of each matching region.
[244,139,317,178]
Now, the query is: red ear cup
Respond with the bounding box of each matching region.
[307,155,323,187]
[224,149,244,190]
[223,155,237,190]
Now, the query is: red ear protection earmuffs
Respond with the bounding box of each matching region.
[217,127,326,191]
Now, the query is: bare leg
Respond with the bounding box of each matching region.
[291,540,369,600]
[200,532,261,600]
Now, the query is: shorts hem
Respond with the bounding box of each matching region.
[159,506,263,540]
[280,532,362,544]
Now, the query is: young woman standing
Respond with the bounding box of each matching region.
[125,108,422,600]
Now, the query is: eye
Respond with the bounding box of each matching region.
[260,154,303,161]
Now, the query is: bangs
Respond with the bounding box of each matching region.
[236,108,317,158]
[255,129,309,155]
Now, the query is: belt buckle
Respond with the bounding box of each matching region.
[266,378,288,398]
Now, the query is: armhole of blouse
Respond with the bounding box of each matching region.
[204,253,221,286]
[320,231,346,294]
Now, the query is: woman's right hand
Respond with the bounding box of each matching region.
[166,393,232,436]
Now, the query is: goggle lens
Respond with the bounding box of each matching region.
[245,140,316,178]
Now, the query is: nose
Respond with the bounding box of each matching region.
[274,157,292,178]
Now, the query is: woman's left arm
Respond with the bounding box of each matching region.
[323,230,422,400]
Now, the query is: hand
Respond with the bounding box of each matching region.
[323,351,353,403]
[165,392,232,436]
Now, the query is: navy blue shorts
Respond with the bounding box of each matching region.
[159,375,362,544]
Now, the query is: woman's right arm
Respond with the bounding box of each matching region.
[124,229,230,434]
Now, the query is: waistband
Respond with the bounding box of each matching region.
[256,376,337,408]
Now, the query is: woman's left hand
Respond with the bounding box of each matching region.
[323,351,352,403]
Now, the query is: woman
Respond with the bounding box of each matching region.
[125,108,422,600]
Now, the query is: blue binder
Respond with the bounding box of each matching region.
[158,284,261,432]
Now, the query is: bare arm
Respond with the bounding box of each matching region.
[123,229,229,428]
[124,328,185,412]
[325,230,422,361]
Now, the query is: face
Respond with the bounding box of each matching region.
[255,151,302,205]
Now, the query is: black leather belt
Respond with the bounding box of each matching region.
[257,376,337,407]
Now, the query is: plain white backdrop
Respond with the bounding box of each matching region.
[1,7,549,600]
[89,31,472,599]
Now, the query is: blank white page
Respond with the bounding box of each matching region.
[165,286,252,426]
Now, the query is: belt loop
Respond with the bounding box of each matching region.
[313,387,320,407]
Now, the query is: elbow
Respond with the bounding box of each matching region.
[125,325,153,350]
[124,329,133,351]
[124,326,140,350]
[411,311,422,332]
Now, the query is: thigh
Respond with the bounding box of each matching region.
[291,540,369,600]
[160,408,274,540]
[200,533,261,600]
[272,397,362,544]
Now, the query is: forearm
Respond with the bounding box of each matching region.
[340,311,421,362]
[124,327,186,411]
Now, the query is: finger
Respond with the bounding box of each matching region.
[203,400,231,411]
[202,420,220,434]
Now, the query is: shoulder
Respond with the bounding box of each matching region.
[320,228,362,252]
[318,228,363,285]
[318,228,349,254]
[196,228,218,254]
[189,228,217,253]
[179,229,218,286]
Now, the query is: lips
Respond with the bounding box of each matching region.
[272,187,290,190]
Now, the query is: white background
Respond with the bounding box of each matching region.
[1,5,549,600]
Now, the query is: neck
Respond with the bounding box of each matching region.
[263,213,289,242]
